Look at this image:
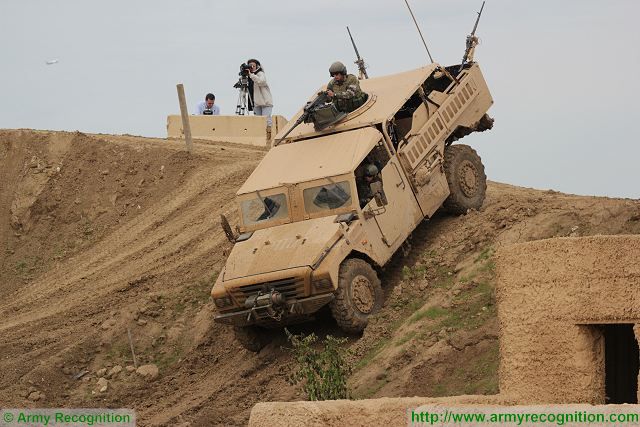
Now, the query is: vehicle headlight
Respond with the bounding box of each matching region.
[214,296,233,308]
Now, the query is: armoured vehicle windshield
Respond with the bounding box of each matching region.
[240,193,289,226]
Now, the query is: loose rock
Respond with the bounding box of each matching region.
[136,364,159,380]
[28,391,42,401]
[96,377,108,393]
[108,365,123,378]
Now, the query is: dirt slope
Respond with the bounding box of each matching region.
[1,129,639,426]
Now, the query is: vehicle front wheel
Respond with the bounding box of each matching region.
[330,258,383,334]
[443,144,487,214]
[233,325,270,352]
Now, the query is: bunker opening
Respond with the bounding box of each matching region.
[601,324,639,404]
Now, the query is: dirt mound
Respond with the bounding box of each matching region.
[1,129,639,426]
[0,130,272,425]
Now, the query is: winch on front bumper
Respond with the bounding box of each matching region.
[214,291,334,327]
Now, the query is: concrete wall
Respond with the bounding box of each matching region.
[249,395,511,427]
[166,114,288,147]
[495,235,640,404]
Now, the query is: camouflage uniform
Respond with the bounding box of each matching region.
[327,74,367,113]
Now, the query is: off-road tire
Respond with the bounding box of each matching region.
[234,325,270,352]
[443,144,487,214]
[330,258,383,334]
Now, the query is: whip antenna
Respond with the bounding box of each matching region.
[403,0,434,63]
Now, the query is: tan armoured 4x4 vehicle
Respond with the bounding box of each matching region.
[212,61,494,351]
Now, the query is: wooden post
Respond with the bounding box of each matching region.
[176,83,193,153]
[127,327,138,368]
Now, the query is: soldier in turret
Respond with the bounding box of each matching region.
[326,61,367,114]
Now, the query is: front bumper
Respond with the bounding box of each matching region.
[214,293,334,327]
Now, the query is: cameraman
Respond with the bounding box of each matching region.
[195,93,220,115]
[246,59,274,138]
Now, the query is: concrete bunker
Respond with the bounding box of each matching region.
[496,235,640,405]
[579,323,639,404]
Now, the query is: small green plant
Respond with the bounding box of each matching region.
[402,264,428,281]
[401,265,412,280]
[15,260,27,274]
[475,246,494,263]
[285,330,352,400]
[80,217,94,239]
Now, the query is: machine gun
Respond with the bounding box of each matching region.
[458,1,485,73]
[347,26,368,79]
[273,92,346,146]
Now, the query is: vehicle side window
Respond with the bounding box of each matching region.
[303,181,352,214]
[356,142,390,208]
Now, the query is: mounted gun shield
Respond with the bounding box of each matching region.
[274,92,346,146]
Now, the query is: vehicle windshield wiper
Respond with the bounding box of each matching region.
[254,190,273,217]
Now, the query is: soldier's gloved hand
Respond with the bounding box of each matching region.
[326,90,335,98]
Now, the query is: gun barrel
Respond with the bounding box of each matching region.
[347,26,362,59]
[471,1,485,36]
[347,26,369,79]
[459,1,486,73]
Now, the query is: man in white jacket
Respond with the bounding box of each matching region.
[247,59,274,139]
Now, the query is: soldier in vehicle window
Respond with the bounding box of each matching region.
[356,164,379,208]
[326,61,367,114]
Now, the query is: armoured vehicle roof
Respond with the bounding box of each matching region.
[281,64,438,140]
[237,127,381,195]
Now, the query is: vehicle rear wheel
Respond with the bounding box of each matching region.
[443,144,487,214]
[234,325,270,352]
[330,258,383,334]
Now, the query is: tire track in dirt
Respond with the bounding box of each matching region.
[0,162,255,329]
[0,131,264,414]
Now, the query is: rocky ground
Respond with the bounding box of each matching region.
[1,129,639,426]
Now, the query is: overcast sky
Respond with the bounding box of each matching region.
[1,0,639,198]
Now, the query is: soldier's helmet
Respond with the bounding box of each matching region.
[329,61,347,76]
[365,164,379,177]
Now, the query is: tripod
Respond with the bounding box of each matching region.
[234,75,252,115]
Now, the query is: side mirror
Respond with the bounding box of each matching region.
[220,214,238,243]
[370,181,388,207]
[334,212,358,224]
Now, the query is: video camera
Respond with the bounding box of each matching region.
[238,63,251,76]
[233,63,251,89]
